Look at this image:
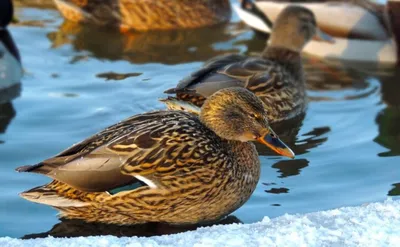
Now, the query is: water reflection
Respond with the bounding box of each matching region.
[263,159,309,197]
[272,159,309,178]
[303,57,370,91]
[374,69,400,157]
[388,183,400,196]
[96,72,142,81]
[0,0,22,143]
[47,21,243,65]
[265,187,289,194]
[375,108,400,156]
[0,101,16,139]
[22,215,242,239]
[256,114,330,156]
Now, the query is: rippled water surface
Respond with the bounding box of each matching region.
[1,1,400,238]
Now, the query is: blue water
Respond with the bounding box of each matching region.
[0,1,399,238]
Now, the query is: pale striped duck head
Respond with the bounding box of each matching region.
[269,5,334,52]
[200,87,294,158]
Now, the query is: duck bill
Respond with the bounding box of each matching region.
[256,129,295,159]
[313,28,335,44]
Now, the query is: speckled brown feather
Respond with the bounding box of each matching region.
[17,110,260,225]
[53,0,232,31]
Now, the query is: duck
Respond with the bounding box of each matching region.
[0,0,22,102]
[164,5,332,123]
[16,87,294,225]
[52,0,232,31]
[234,0,400,66]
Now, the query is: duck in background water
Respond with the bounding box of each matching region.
[0,0,22,101]
[165,6,333,123]
[52,0,232,31]
[234,0,400,66]
[0,0,22,137]
[17,87,294,225]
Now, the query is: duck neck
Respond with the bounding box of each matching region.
[227,140,260,171]
[262,46,304,81]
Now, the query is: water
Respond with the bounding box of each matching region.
[1,1,400,238]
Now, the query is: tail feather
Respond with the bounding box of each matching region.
[15,163,44,173]
[164,87,196,94]
[164,87,177,94]
[16,155,73,174]
[20,181,90,208]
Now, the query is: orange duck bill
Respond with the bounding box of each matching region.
[256,128,295,159]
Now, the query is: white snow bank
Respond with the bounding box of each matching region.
[1,199,399,247]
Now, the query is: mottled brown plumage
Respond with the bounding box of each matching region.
[165,6,328,122]
[53,0,231,31]
[17,88,294,225]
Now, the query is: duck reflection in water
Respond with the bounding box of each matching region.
[373,67,400,199]
[388,183,400,196]
[0,0,23,143]
[374,69,400,157]
[0,102,16,144]
[22,215,242,239]
[47,21,241,65]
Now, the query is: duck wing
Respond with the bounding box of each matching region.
[16,111,223,192]
[164,54,250,105]
[165,54,293,107]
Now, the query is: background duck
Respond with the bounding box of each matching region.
[16,88,294,225]
[52,0,232,31]
[235,0,400,66]
[165,6,332,123]
[0,0,22,103]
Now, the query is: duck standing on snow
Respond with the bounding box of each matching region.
[17,88,294,225]
[52,0,232,31]
[234,0,400,65]
[165,5,333,123]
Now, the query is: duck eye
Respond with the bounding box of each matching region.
[249,113,258,119]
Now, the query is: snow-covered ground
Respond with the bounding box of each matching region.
[1,199,399,247]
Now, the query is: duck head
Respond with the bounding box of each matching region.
[268,5,334,52]
[200,87,294,158]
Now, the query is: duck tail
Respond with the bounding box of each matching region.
[16,155,71,174]
[19,180,90,208]
[234,0,272,33]
[15,162,57,175]
[15,163,44,173]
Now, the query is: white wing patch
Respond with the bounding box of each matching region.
[233,4,271,33]
[135,175,158,189]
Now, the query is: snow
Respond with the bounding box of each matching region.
[1,199,399,247]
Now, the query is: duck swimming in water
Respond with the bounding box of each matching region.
[165,5,333,122]
[52,0,232,31]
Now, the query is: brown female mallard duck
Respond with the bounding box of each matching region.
[52,0,232,31]
[165,5,333,122]
[16,88,294,225]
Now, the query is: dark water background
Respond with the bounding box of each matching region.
[0,0,399,238]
